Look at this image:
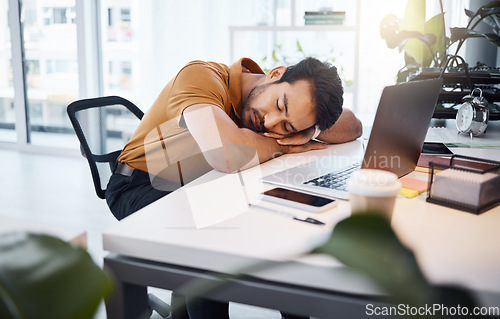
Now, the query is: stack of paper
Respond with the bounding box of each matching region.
[429,168,500,213]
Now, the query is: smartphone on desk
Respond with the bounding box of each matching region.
[421,142,453,156]
[260,187,337,213]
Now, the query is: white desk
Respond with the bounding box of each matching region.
[103,120,500,318]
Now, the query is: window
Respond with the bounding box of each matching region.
[106,60,132,90]
[106,6,132,42]
[120,8,130,22]
[0,0,15,142]
[24,0,80,148]
[107,8,112,26]
[121,61,132,75]
[53,8,68,24]
[26,60,39,74]
[101,1,136,100]
[43,7,75,25]
[2,0,488,153]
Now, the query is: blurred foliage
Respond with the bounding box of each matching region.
[312,214,477,313]
[173,213,477,317]
[380,0,500,82]
[0,232,113,319]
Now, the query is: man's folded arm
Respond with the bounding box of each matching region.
[316,109,363,144]
[183,104,326,173]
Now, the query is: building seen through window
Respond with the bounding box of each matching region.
[20,0,78,146]
[1,0,478,151]
[0,0,402,148]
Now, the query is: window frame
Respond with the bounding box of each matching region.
[1,0,103,155]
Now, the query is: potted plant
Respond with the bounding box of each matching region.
[0,232,113,319]
[380,0,500,82]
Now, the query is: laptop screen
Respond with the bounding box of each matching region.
[361,78,443,177]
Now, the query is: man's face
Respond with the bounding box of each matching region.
[241,79,316,137]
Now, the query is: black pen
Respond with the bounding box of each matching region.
[249,203,325,226]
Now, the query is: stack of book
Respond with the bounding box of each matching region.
[304,11,346,25]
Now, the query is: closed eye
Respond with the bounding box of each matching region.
[276,99,290,132]
[276,98,295,134]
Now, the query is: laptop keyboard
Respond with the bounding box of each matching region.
[303,162,361,192]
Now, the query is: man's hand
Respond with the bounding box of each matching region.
[262,126,316,146]
[280,139,328,154]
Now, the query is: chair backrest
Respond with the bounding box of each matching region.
[67,96,143,199]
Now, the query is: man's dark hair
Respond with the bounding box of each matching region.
[276,57,343,131]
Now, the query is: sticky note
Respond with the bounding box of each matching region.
[400,177,430,193]
[399,187,419,198]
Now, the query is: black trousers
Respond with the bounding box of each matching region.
[105,168,172,220]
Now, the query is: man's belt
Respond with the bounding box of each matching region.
[114,162,134,177]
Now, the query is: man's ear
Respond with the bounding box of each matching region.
[265,66,287,83]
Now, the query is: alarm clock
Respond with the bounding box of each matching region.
[456,88,489,138]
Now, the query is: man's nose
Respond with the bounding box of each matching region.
[263,112,284,130]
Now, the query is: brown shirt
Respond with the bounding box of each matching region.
[117,58,264,173]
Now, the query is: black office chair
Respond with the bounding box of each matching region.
[67,96,144,199]
[67,96,172,319]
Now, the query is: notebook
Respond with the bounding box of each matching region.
[261,78,444,199]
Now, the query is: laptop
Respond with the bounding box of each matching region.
[261,78,444,199]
